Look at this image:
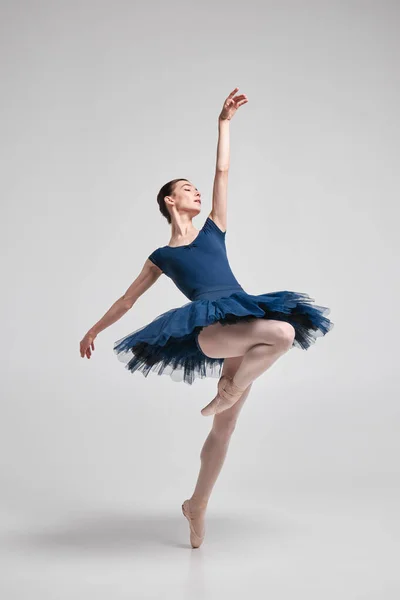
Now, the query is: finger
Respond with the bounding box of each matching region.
[227,87,239,98]
[233,95,247,103]
[236,99,248,107]
[232,90,245,101]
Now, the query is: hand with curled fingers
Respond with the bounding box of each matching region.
[219,87,248,121]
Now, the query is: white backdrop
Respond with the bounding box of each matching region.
[1,1,399,598]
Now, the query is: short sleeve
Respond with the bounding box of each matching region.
[204,216,226,237]
[148,248,163,270]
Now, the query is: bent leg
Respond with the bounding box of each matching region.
[232,332,293,389]
[198,319,296,416]
[197,317,293,359]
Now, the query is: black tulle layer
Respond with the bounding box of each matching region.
[113,290,334,385]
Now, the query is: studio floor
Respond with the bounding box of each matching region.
[1,485,399,600]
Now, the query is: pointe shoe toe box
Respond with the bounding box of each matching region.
[182,500,205,548]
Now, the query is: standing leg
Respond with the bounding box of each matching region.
[182,355,252,548]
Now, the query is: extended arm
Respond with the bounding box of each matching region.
[79,259,162,358]
[209,88,248,232]
[209,119,230,232]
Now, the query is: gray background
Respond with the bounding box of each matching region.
[1,0,399,598]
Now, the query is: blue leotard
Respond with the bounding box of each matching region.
[114,215,334,385]
[147,216,244,301]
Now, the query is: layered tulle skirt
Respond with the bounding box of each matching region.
[113,290,334,385]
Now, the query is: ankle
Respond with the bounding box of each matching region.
[189,495,209,509]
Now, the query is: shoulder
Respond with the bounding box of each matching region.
[147,248,164,271]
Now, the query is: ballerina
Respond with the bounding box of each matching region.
[80,87,334,547]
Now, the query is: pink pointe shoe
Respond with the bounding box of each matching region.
[182,499,205,548]
[201,374,247,416]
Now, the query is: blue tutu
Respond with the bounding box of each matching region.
[113,216,334,385]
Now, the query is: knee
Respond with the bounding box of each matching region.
[274,322,296,351]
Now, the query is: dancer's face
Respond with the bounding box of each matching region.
[168,180,202,216]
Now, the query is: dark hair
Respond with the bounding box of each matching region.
[156,178,189,224]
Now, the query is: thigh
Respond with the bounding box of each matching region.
[197,317,289,359]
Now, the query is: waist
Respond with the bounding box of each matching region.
[191,286,245,301]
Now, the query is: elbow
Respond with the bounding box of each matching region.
[120,296,134,311]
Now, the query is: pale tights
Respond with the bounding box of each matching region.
[188,382,252,535]
[188,320,295,533]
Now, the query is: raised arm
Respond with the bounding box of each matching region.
[209,88,248,233]
[79,259,162,359]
